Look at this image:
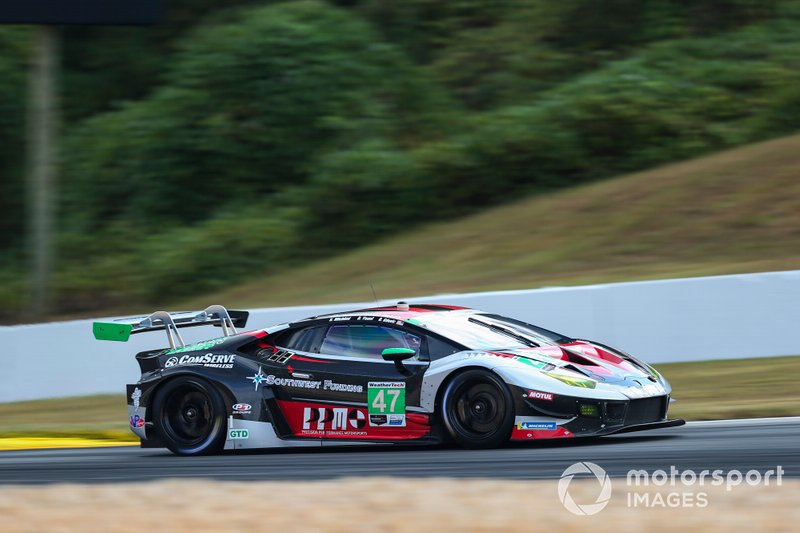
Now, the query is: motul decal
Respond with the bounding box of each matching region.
[527,390,554,401]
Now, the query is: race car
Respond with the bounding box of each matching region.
[94,303,684,456]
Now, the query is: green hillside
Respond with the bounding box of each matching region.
[4,2,800,321]
[194,134,800,308]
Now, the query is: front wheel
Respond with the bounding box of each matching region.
[152,376,227,456]
[439,369,514,449]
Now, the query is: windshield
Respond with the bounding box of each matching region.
[480,314,573,345]
[414,311,571,350]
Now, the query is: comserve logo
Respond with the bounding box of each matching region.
[558,462,613,515]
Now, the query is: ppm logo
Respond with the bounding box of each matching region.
[302,407,366,431]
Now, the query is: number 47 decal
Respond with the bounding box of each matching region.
[367,382,406,415]
[371,389,402,412]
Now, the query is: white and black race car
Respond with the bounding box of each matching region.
[95,303,684,456]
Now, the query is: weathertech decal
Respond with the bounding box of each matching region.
[368,382,406,427]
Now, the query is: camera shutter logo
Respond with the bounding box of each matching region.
[558,462,612,515]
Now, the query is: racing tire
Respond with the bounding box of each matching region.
[152,376,227,456]
[439,369,515,449]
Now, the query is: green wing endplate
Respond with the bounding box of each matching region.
[93,322,133,342]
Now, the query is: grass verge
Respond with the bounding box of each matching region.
[0,356,796,450]
[657,356,800,420]
[0,394,136,448]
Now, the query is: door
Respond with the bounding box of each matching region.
[274,321,431,440]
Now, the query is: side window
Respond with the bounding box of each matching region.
[320,325,421,359]
[426,335,461,360]
[273,326,327,353]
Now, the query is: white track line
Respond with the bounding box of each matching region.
[687,416,800,426]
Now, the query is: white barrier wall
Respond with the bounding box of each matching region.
[1,270,798,402]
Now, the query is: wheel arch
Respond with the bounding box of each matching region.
[148,372,237,436]
[434,366,516,449]
[432,365,505,415]
[420,353,504,413]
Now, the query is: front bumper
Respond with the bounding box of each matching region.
[604,418,686,435]
[512,390,680,440]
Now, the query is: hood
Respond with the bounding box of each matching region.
[497,340,661,389]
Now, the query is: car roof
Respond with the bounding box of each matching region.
[306,303,471,322]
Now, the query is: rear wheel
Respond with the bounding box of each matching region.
[152,376,226,456]
[439,369,514,449]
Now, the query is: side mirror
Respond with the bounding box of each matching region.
[381,347,416,372]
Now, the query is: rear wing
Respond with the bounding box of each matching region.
[92,305,249,349]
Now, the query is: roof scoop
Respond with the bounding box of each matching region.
[397,301,410,311]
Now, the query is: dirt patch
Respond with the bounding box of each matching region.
[0,478,796,532]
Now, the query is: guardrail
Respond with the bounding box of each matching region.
[1,270,797,402]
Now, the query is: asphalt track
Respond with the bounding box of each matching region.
[1,418,797,485]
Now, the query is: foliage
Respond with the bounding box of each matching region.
[3,0,800,318]
[61,1,452,232]
[0,29,29,252]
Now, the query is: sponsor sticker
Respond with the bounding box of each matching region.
[517,421,557,431]
[248,367,267,391]
[527,390,554,401]
[245,372,358,393]
[302,407,367,436]
[130,414,145,428]
[164,353,236,369]
[369,414,388,426]
[131,387,142,411]
[232,403,252,415]
[246,367,322,391]
[229,429,249,440]
[323,380,363,393]
[367,382,406,427]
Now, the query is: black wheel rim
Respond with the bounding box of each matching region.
[162,384,216,447]
[448,380,506,438]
